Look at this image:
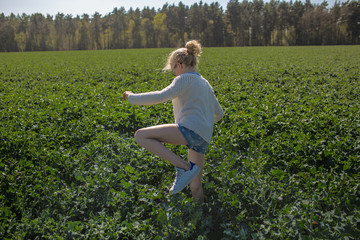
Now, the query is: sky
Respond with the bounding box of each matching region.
[1,0,341,17]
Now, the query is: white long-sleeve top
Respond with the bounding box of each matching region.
[128,72,224,143]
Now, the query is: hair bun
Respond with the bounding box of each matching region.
[185,40,202,56]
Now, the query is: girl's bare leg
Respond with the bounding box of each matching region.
[188,149,205,203]
[135,124,205,201]
[134,124,191,170]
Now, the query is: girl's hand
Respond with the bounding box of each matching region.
[123,91,133,100]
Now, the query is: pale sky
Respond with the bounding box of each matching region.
[1,0,341,16]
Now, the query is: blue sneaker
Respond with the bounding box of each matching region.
[169,162,200,195]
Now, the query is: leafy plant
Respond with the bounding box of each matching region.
[1,46,359,239]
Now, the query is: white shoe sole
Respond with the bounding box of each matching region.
[169,165,200,194]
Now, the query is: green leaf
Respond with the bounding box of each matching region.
[125,165,135,174]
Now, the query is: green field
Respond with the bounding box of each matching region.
[1,46,359,239]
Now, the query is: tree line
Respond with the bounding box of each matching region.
[0,0,359,52]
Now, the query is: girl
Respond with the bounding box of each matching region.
[123,40,224,202]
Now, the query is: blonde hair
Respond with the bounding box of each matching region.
[164,40,202,71]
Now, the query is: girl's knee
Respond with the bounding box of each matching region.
[134,129,145,145]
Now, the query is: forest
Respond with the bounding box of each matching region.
[0,0,359,52]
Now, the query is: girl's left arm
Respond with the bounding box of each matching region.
[126,77,184,106]
[123,91,133,100]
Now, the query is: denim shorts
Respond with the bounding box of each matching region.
[177,124,209,154]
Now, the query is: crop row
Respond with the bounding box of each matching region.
[1,46,359,239]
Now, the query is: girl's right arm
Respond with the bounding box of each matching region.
[214,98,224,123]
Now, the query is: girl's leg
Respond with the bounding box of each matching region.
[134,124,191,170]
[188,149,205,203]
